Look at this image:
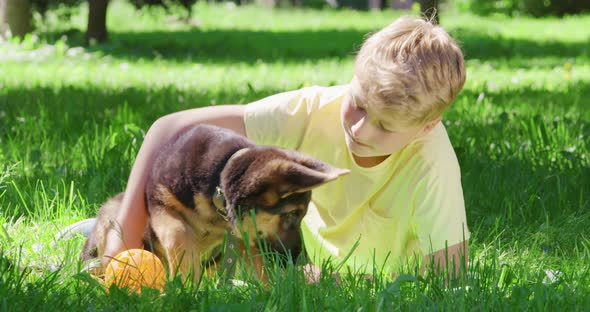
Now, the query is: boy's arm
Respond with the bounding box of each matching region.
[421,239,469,278]
[302,240,469,285]
[102,105,246,265]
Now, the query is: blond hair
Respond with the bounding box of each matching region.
[354,16,466,128]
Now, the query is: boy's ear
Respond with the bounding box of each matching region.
[421,116,442,134]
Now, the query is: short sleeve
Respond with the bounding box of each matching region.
[244,87,320,150]
[412,158,470,255]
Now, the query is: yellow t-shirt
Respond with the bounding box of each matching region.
[244,85,470,274]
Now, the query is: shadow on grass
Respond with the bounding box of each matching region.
[456,141,590,256]
[0,84,291,212]
[2,82,590,241]
[40,27,590,65]
[0,84,291,137]
[454,83,590,121]
[451,28,590,62]
[43,28,366,63]
[3,81,589,141]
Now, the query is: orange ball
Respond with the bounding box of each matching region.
[104,249,166,293]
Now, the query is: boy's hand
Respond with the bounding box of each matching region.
[302,264,342,285]
[102,230,125,266]
[101,228,144,266]
[302,264,322,284]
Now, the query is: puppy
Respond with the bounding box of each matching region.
[81,124,348,282]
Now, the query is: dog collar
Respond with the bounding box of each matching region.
[213,186,227,220]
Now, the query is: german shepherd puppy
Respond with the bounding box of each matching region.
[81,124,348,282]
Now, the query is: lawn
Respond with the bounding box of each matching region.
[1,1,589,310]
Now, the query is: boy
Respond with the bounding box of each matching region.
[101,16,469,282]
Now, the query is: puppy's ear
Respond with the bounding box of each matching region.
[221,148,349,220]
[271,152,349,198]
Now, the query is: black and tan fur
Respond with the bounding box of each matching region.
[81,124,348,282]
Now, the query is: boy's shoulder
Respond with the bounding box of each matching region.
[412,122,461,173]
[299,84,348,111]
[301,84,348,98]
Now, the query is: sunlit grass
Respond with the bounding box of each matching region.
[1,0,589,310]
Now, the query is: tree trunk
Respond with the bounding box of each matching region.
[391,0,412,10]
[418,0,439,24]
[0,0,33,40]
[0,0,4,38]
[255,0,277,8]
[368,0,382,10]
[86,0,109,44]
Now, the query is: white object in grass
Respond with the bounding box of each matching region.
[54,218,97,243]
[230,279,249,288]
[543,269,563,285]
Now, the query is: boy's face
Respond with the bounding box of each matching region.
[340,77,436,164]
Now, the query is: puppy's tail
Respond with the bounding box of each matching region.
[54,218,97,243]
[52,218,100,261]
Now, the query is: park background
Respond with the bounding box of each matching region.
[1,0,589,310]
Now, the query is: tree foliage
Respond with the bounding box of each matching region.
[1,0,197,42]
[32,0,83,16]
[456,0,590,17]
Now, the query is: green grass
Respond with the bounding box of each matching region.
[1,0,590,310]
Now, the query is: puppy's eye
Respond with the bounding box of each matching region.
[281,210,301,230]
[283,210,300,219]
